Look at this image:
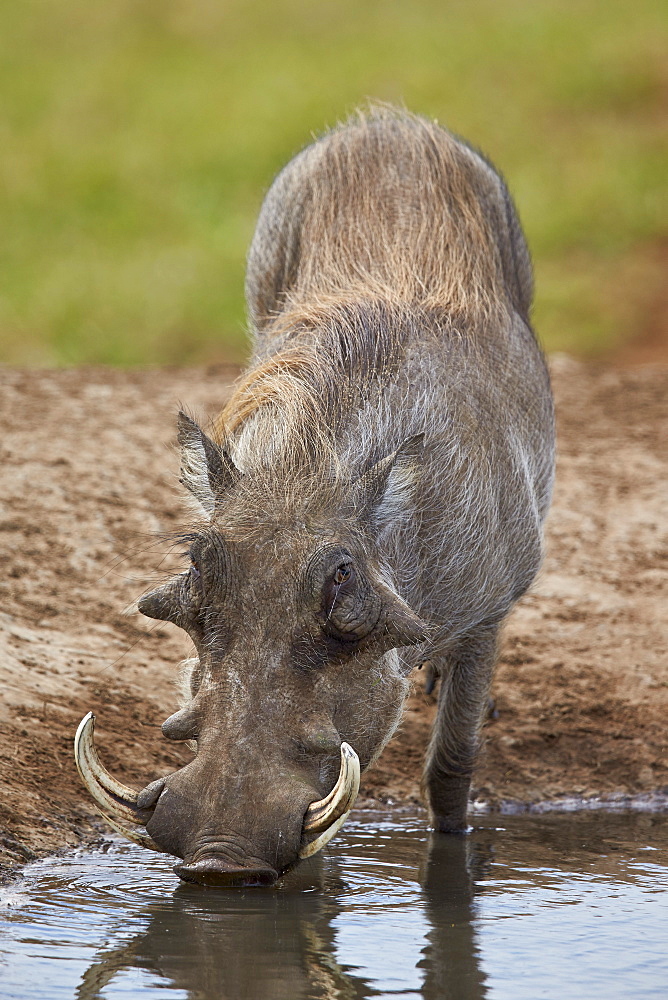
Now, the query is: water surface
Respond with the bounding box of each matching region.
[0,810,666,999]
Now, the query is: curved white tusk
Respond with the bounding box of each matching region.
[74,712,142,824]
[74,712,162,852]
[302,742,360,834]
[97,810,162,852]
[299,810,352,859]
[299,742,360,859]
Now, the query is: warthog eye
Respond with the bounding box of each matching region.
[190,559,201,580]
[323,562,358,629]
[333,564,352,586]
[325,563,354,614]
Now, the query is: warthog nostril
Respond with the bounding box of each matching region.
[174,858,279,888]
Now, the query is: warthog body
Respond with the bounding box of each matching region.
[81,108,554,885]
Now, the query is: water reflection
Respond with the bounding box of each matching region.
[19,810,659,1000]
[76,869,372,999]
[73,823,499,1000]
[419,832,492,1000]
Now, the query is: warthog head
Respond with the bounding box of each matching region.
[76,413,429,886]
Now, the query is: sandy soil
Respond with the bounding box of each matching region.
[0,356,666,876]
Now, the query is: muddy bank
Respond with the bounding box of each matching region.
[0,357,666,874]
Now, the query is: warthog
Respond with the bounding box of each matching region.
[76,107,554,886]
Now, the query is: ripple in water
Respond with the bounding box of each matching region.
[0,811,666,1000]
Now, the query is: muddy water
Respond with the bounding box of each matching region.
[0,810,666,1000]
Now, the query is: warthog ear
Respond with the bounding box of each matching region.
[177,412,241,517]
[354,434,424,528]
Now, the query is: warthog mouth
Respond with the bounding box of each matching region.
[175,858,280,887]
[73,712,360,883]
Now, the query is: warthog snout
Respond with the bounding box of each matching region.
[75,711,363,884]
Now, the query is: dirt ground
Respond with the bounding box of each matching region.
[0,353,666,876]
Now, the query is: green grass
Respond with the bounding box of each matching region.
[0,0,666,365]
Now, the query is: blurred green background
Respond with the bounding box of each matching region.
[1,0,665,366]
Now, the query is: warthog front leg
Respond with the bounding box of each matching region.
[422,625,499,833]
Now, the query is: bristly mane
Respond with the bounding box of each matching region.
[213,107,516,481]
[215,299,408,439]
